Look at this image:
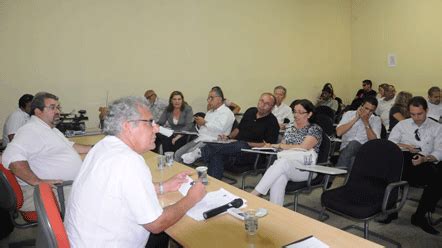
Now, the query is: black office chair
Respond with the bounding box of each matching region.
[284,133,332,215]
[223,151,275,189]
[315,114,334,137]
[315,106,336,122]
[0,168,37,247]
[320,139,408,247]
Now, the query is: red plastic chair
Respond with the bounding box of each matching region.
[34,182,70,248]
[0,163,38,224]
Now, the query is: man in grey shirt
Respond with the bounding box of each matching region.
[144,89,167,122]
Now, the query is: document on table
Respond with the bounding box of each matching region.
[283,235,329,248]
[159,126,174,137]
[179,183,246,221]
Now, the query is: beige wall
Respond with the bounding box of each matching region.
[350,0,442,99]
[0,0,352,127]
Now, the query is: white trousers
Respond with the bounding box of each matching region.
[254,158,316,206]
[21,184,71,211]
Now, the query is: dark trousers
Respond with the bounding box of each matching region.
[201,140,251,179]
[402,152,442,215]
[155,134,188,154]
[145,232,170,248]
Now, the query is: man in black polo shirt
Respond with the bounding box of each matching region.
[201,93,280,179]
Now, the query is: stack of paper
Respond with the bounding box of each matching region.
[179,184,246,221]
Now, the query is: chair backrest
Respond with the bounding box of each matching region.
[0,164,24,211]
[0,172,16,213]
[315,105,336,121]
[34,183,70,248]
[317,133,331,164]
[347,139,403,187]
[315,114,334,137]
[0,164,39,224]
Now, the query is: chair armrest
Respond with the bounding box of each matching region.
[382,180,409,215]
[55,180,73,187]
[55,180,74,220]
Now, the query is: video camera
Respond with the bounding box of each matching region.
[56,110,89,134]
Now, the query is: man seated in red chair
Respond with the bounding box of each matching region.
[1,92,92,212]
[65,96,206,247]
[388,96,442,235]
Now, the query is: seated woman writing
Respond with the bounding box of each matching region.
[156,91,194,153]
[251,99,323,206]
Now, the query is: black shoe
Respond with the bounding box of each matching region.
[411,213,440,235]
[377,213,398,224]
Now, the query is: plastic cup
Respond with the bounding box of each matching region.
[157,155,166,170]
[244,209,258,235]
[196,166,208,185]
[165,152,174,167]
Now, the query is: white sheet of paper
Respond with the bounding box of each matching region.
[183,188,246,221]
[159,126,174,137]
[178,176,194,195]
[284,236,329,248]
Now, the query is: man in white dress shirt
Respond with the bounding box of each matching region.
[178,86,235,164]
[2,92,91,211]
[426,86,441,122]
[272,85,294,129]
[335,96,381,170]
[2,94,33,147]
[65,96,205,247]
[375,84,396,129]
[388,96,441,235]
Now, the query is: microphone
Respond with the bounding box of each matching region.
[203,198,243,219]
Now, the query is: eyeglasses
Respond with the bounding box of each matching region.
[259,99,274,107]
[44,105,62,111]
[128,119,156,126]
[207,96,220,101]
[414,129,421,141]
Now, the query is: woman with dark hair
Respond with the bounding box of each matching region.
[388,91,412,132]
[157,91,194,152]
[251,99,323,205]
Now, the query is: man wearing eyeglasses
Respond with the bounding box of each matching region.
[200,93,280,179]
[2,92,92,211]
[335,96,381,170]
[177,86,235,164]
[65,96,205,247]
[388,96,442,235]
[144,89,167,122]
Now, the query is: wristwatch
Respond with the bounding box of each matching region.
[365,124,371,129]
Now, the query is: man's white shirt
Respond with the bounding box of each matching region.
[2,108,30,146]
[427,101,441,122]
[389,118,442,161]
[337,110,382,150]
[375,97,395,129]
[196,104,234,142]
[2,116,82,186]
[272,102,294,124]
[65,136,163,248]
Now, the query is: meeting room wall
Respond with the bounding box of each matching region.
[0,0,352,127]
[350,0,442,97]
